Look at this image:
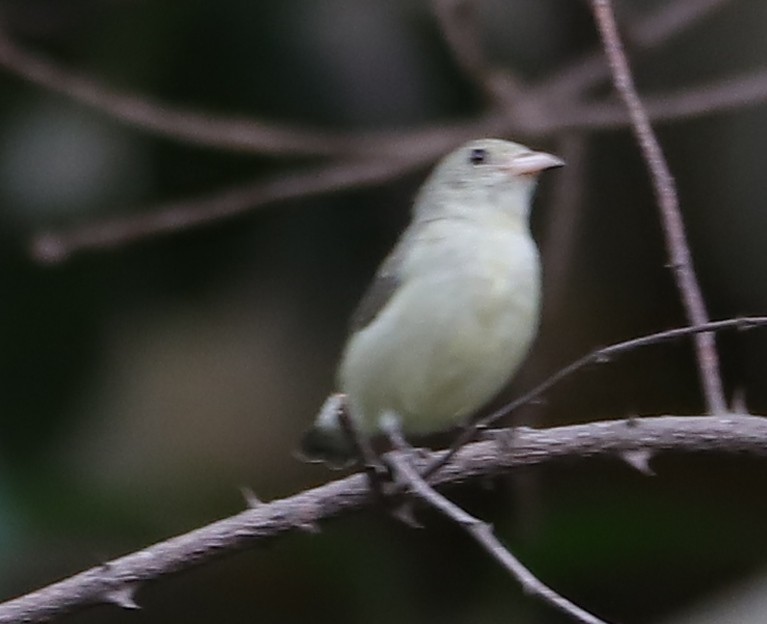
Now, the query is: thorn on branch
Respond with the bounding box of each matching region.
[103,583,141,610]
[240,487,263,509]
[737,317,762,332]
[297,520,322,535]
[389,500,423,529]
[619,449,655,476]
[730,387,749,414]
[594,352,611,364]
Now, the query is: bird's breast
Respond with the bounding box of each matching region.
[340,219,541,436]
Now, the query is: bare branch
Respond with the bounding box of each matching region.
[30,154,434,263]
[428,317,767,477]
[429,0,523,104]
[386,426,610,624]
[559,68,767,131]
[2,413,767,623]
[0,26,357,157]
[537,0,735,101]
[625,0,734,48]
[0,25,498,160]
[589,0,726,414]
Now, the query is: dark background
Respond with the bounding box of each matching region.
[0,1,766,622]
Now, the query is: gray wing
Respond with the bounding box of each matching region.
[348,239,408,332]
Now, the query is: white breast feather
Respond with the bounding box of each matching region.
[339,218,540,436]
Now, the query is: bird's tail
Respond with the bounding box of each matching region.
[295,393,357,469]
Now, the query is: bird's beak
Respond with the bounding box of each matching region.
[505,151,565,176]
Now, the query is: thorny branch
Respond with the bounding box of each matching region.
[2,316,767,623]
[427,317,767,478]
[590,0,726,414]
[386,425,609,624]
[1,413,767,624]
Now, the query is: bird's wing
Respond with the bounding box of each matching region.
[348,240,407,333]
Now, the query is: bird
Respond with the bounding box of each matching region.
[300,138,563,466]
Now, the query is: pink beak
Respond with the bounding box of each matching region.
[505,151,565,176]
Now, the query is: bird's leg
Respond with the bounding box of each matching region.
[334,408,421,527]
[336,406,392,500]
[378,414,425,528]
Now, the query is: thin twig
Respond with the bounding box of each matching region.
[0,24,505,160]
[558,68,767,131]
[429,0,523,104]
[537,0,735,101]
[386,444,610,624]
[589,0,726,414]
[427,317,767,478]
[30,155,432,262]
[1,413,766,623]
[624,0,734,48]
[0,26,351,157]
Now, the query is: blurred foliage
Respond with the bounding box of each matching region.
[0,0,766,623]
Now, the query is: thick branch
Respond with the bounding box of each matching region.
[2,414,767,624]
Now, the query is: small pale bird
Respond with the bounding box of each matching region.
[301,138,563,464]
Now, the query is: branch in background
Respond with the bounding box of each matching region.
[533,0,734,101]
[623,0,734,49]
[386,426,610,624]
[0,24,501,160]
[1,413,766,624]
[558,68,767,131]
[30,154,435,262]
[589,0,726,414]
[0,0,737,159]
[0,0,761,260]
[0,27,349,157]
[429,0,524,104]
[30,62,767,264]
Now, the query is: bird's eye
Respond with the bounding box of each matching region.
[468,148,488,165]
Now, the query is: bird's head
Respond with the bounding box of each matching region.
[414,138,564,224]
